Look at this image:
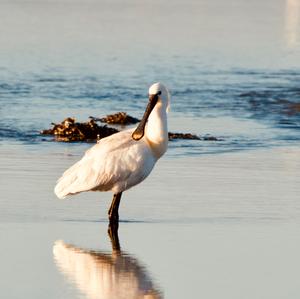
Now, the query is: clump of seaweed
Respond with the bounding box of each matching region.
[168,132,221,141]
[201,135,221,141]
[168,132,200,140]
[41,115,222,142]
[90,112,140,125]
[40,118,119,142]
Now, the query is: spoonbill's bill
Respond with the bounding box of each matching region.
[54,82,170,224]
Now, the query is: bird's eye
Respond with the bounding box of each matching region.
[157,91,162,95]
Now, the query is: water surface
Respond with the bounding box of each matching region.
[1,0,300,298]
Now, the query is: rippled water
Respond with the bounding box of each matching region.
[1,0,300,298]
[1,0,300,154]
[1,68,300,156]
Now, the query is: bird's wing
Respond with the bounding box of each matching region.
[54,130,155,199]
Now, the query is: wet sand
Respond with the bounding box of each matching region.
[1,144,300,299]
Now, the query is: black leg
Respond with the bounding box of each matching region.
[108,192,122,224]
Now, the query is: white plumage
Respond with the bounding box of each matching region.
[55,129,156,198]
[54,83,170,220]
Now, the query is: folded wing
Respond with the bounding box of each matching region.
[54,130,155,199]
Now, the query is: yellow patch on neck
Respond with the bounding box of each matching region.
[146,137,168,160]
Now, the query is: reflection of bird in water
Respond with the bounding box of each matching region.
[54,82,170,227]
[53,229,163,299]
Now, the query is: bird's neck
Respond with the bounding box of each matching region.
[145,103,168,159]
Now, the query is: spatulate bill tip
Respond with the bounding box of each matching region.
[132,130,144,141]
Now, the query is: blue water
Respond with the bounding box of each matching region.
[1,66,300,156]
[1,0,300,156]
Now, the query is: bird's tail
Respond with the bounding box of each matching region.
[54,161,82,199]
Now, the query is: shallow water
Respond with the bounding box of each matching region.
[2,221,300,299]
[1,0,300,298]
[1,0,300,153]
[1,146,300,299]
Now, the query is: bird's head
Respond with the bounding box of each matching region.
[148,82,170,112]
[132,82,170,141]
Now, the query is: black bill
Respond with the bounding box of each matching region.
[132,94,159,140]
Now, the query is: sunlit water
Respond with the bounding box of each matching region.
[1,0,300,298]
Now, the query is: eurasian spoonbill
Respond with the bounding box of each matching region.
[54,82,170,225]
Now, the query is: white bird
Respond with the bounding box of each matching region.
[54,82,170,224]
